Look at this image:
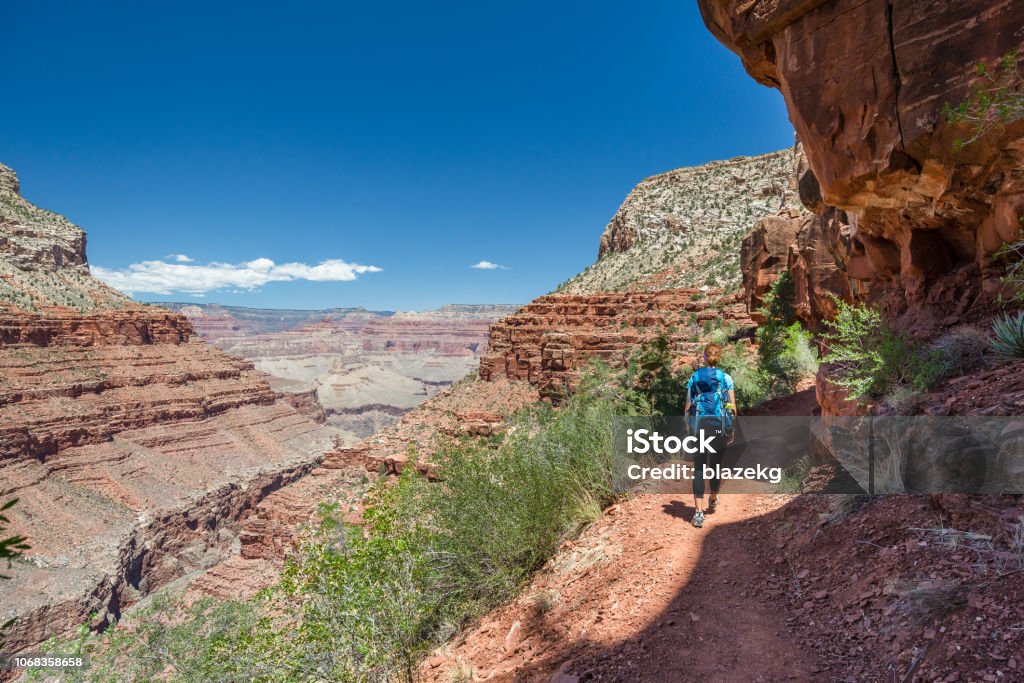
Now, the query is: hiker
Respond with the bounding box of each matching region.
[684,343,736,529]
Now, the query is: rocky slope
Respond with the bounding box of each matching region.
[164,302,517,437]
[0,164,336,653]
[480,151,804,397]
[557,148,803,294]
[189,374,540,600]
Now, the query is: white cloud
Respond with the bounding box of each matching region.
[166,253,194,262]
[471,260,508,270]
[93,256,383,295]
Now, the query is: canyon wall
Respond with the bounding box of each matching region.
[558,148,802,293]
[480,291,754,399]
[481,152,806,395]
[0,164,335,652]
[165,302,517,437]
[699,0,1024,332]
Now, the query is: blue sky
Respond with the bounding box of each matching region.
[0,1,794,310]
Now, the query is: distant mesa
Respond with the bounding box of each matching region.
[162,301,519,437]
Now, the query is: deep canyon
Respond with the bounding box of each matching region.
[3,2,1024,679]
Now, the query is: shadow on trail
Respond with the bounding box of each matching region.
[505,496,826,682]
[660,499,690,521]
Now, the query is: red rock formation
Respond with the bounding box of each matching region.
[0,309,192,346]
[739,209,803,318]
[0,164,335,653]
[276,388,328,424]
[699,0,1024,328]
[480,290,754,398]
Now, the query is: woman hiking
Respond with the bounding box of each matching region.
[684,343,736,529]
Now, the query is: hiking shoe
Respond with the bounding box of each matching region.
[693,511,704,528]
[706,498,718,514]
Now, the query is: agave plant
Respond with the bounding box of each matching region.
[991,311,1024,360]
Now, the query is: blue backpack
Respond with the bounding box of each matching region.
[687,367,733,434]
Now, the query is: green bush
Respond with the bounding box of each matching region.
[719,342,770,410]
[992,311,1024,360]
[50,364,639,682]
[619,334,687,414]
[2,498,30,643]
[745,272,819,403]
[28,596,286,683]
[821,300,945,400]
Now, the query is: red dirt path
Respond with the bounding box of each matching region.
[422,390,825,682]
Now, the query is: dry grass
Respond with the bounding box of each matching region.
[530,588,561,614]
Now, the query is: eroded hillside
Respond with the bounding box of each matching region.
[0,164,336,653]
[557,148,802,294]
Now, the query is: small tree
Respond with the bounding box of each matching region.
[1,498,30,639]
[943,50,1024,150]
[754,272,818,395]
[620,334,688,415]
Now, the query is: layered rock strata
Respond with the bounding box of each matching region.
[165,303,517,437]
[0,164,334,652]
[480,290,754,398]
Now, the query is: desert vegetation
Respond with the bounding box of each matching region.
[31,364,663,682]
[715,272,818,409]
[818,298,1019,407]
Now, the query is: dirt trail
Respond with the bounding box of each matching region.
[423,390,824,682]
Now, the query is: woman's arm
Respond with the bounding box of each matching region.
[728,389,736,415]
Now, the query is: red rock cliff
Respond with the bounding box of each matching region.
[700,0,1024,329]
[480,290,753,399]
[0,163,335,653]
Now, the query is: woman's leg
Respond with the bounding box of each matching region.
[692,453,707,513]
[707,448,723,511]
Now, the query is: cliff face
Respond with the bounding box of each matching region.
[482,152,802,397]
[480,290,754,399]
[0,163,127,312]
[558,149,802,294]
[0,165,335,652]
[699,0,1024,329]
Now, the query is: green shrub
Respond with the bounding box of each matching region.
[281,370,630,679]
[52,364,639,682]
[821,300,945,400]
[753,272,818,397]
[619,334,687,415]
[992,311,1024,360]
[1,498,30,643]
[719,342,770,410]
[0,499,29,580]
[28,596,286,683]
